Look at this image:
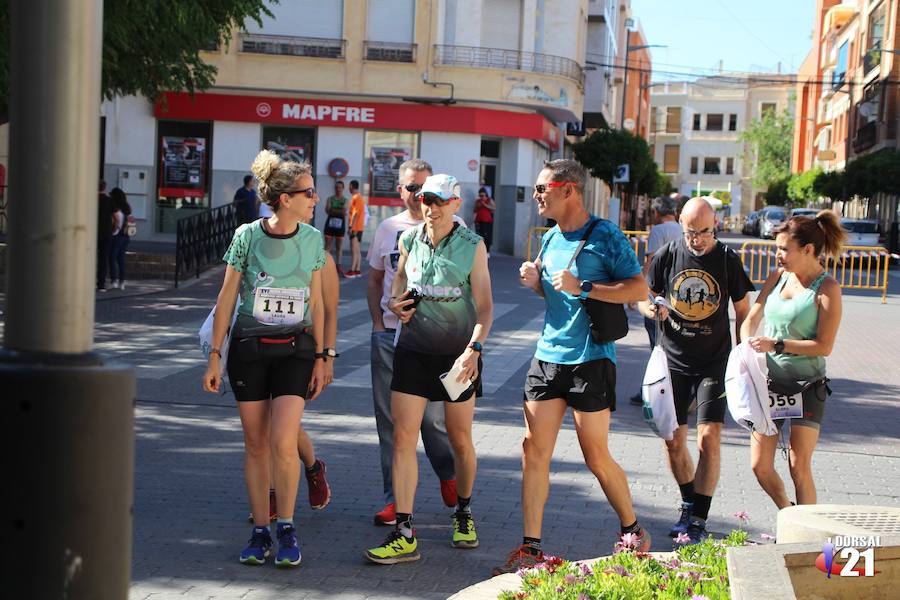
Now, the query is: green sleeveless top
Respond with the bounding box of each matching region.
[763,270,828,384]
[398,223,482,355]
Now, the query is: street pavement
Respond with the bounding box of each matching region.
[21,233,899,599]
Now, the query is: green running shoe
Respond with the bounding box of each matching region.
[451,511,479,549]
[365,529,420,564]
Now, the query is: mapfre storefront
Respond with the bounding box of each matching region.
[101,92,560,253]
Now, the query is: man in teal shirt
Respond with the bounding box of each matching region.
[494,159,650,576]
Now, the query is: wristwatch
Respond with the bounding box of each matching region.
[469,341,483,353]
[773,339,785,354]
[315,348,340,361]
[579,280,593,300]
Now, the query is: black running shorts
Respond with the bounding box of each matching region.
[226,342,315,402]
[670,362,727,425]
[391,344,482,402]
[524,358,616,413]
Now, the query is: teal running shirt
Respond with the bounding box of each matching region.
[223,218,326,322]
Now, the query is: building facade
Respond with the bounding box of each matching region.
[650,76,793,217]
[793,0,900,235]
[94,0,590,257]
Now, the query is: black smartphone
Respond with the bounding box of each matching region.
[404,288,423,311]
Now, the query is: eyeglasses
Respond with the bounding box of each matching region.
[419,193,451,206]
[682,228,715,240]
[403,183,422,193]
[533,181,574,194]
[284,187,317,198]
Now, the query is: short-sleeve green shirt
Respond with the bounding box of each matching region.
[223,219,326,321]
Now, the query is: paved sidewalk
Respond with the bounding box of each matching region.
[24,250,896,600]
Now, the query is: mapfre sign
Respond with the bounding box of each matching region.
[156,92,559,150]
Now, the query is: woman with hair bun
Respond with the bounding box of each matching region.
[203,149,327,567]
[740,210,847,509]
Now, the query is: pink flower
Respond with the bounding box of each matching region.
[761,533,776,542]
[674,532,691,545]
[734,510,750,524]
[691,595,711,600]
[579,563,593,576]
[563,574,577,585]
[619,532,640,549]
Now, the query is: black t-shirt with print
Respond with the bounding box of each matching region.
[647,239,755,374]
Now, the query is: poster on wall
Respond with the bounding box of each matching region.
[262,127,313,165]
[159,136,206,197]
[368,146,411,206]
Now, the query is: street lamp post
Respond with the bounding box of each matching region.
[1,1,135,597]
[620,42,665,129]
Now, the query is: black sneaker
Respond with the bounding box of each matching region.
[668,501,693,537]
[629,392,643,406]
[685,517,708,545]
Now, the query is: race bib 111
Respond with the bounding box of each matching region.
[252,287,305,326]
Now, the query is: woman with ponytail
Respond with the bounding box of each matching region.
[203,150,327,566]
[740,210,847,509]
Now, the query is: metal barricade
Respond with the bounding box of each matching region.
[739,241,895,303]
[527,226,650,261]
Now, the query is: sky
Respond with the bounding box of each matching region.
[628,0,816,81]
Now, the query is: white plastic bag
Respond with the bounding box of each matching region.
[199,300,239,377]
[641,344,678,440]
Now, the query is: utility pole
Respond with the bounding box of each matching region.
[1,1,135,598]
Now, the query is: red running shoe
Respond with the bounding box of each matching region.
[246,488,277,523]
[491,544,544,576]
[305,459,331,510]
[374,502,396,526]
[440,479,458,507]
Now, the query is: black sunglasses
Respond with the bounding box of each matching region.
[403,183,422,193]
[419,193,451,206]
[284,187,317,198]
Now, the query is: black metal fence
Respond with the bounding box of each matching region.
[175,204,240,288]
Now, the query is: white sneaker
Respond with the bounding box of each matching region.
[110,281,119,289]
[118,281,126,290]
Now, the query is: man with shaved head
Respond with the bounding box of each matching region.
[638,197,755,543]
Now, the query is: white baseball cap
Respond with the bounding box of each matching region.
[418,174,461,201]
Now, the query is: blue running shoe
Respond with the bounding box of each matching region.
[275,523,301,567]
[239,526,273,565]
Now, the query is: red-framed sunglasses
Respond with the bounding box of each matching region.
[533,181,575,194]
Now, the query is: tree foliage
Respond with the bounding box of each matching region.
[0,0,276,120]
[813,150,900,200]
[739,108,794,190]
[812,169,845,200]
[572,127,660,196]
[787,167,822,204]
[764,176,790,205]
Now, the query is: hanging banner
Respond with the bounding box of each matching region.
[159,136,206,197]
[368,147,410,206]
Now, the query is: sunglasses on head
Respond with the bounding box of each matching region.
[419,193,452,206]
[403,183,422,193]
[533,181,574,194]
[284,187,317,199]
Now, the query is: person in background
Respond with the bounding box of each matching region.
[347,180,366,277]
[741,211,846,509]
[324,180,348,276]
[233,175,259,224]
[97,180,115,291]
[474,187,496,257]
[109,187,132,290]
[629,195,682,405]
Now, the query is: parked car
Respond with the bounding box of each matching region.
[841,218,882,247]
[790,207,819,218]
[759,207,787,239]
[742,211,760,236]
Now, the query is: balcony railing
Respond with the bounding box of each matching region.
[364,41,417,63]
[433,44,583,85]
[852,121,877,152]
[240,33,345,59]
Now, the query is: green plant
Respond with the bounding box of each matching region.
[764,176,790,206]
[739,106,794,191]
[572,127,660,196]
[498,530,750,600]
[787,168,822,203]
[812,169,845,200]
